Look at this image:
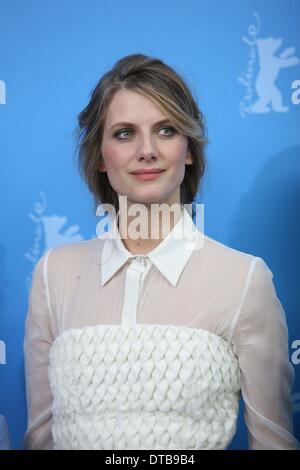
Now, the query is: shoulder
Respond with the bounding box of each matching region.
[200,232,257,272]
[195,232,273,289]
[38,237,104,278]
[47,236,102,257]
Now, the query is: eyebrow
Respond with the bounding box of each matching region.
[108,119,172,131]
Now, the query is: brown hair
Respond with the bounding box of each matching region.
[75,53,208,214]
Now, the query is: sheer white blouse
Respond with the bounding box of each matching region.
[23,207,300,450]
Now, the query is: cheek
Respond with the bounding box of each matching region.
[101,142,126,171]
[166,140,188,165]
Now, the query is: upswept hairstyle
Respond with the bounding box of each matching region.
[75,53,208,214]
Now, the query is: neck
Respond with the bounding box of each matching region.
[117,203,183,255]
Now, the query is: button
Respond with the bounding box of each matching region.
[136,256,143,263]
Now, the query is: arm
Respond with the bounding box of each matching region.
[231,257,300,450]
[23,250,54,450]
[0,415,11,450]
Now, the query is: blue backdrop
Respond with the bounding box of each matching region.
[0,0,299,450]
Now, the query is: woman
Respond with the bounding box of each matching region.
[23,53,299,450]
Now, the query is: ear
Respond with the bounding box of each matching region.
[98,162,106,172]
[185,151,193,165]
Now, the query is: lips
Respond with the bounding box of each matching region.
[130,169,166,175]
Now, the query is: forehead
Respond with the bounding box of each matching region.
[105,88,168,124]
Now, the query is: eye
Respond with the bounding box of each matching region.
[159,126,176,136]
[113,126,177,140]
[114,129,133,139]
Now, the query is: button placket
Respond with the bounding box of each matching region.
[135,255,146,265]
[121,257,146,325]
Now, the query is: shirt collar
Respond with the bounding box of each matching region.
[100,206,202,287]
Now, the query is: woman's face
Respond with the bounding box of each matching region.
[99,88,193,208]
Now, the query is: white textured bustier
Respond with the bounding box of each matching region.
[48,323,241,450]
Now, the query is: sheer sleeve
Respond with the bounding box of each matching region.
[231,257,300,450]
[23,250,54,450]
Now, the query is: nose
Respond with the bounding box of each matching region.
[139,152,158,162]
[137,134,159,162]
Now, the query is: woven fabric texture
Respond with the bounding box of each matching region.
[48,323,241,450]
